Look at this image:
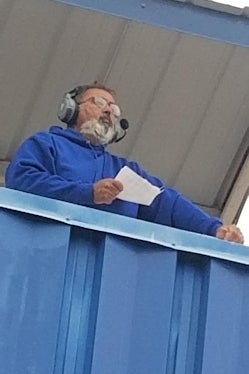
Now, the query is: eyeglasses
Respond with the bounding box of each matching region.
[80,96,121,118]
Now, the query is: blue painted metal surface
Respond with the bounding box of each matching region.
[0,188,249,265]
[0,210,71,374]
[0,187,249,374]
[53,0,249,47]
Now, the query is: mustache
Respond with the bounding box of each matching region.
[79,118,118,145]
[99,115,115,127]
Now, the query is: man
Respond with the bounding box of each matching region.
[5,84,244,243]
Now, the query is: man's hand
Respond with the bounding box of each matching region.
[93,178,123,205]
[216,224,244,244]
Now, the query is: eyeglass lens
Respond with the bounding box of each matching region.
[94,96,120,117]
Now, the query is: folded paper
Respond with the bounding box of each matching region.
[115,166,164,206]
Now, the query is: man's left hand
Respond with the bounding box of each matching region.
[216,224,244,244]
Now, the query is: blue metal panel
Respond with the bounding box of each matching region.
[53,227,105,374]
[201,259,249,374]
[167,254,211,374]
[0,209,106,374]
[0,210,70,374]
[53,0,249,47]
[1,189,249,374]
[0,188,248,265]
[91,236,178,374]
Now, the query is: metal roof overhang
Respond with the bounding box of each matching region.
[0,0,248,217]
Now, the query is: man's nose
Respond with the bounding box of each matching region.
[103,105,112,114]
[102,109,113,121]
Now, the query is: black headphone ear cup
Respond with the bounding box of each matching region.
[57,93,79,125]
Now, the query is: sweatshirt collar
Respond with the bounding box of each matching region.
[49,125,107,153]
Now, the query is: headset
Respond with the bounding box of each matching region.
[57,85,89,126]
[57,85,129,142]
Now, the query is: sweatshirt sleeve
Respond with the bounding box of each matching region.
[5,132,94,206]
[129,161,222,237]
[154,189,223,236]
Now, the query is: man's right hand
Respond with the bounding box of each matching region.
[93,178,123,204]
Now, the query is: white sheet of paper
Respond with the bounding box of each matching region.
[115,166,164,206]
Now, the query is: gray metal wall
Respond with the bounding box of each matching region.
[1,0,249,217]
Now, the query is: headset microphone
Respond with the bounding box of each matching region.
[115,118,129,143]
[114,118,129,143]
[120,118,129,130]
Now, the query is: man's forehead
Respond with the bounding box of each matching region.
[83,88,115,102]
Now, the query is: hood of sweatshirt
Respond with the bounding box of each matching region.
[49,125,107,156]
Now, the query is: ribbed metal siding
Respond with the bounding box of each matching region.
[0,190,249,373]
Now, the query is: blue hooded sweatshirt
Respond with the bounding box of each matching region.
[5,126,222,236]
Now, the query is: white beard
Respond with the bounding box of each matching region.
[79,117,118,145]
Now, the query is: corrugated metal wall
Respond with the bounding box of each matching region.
[0,188,249,374]
[1,0,249,217]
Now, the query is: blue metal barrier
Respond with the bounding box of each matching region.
[0,187,249,374]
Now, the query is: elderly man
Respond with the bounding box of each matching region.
[5,84,244,243]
